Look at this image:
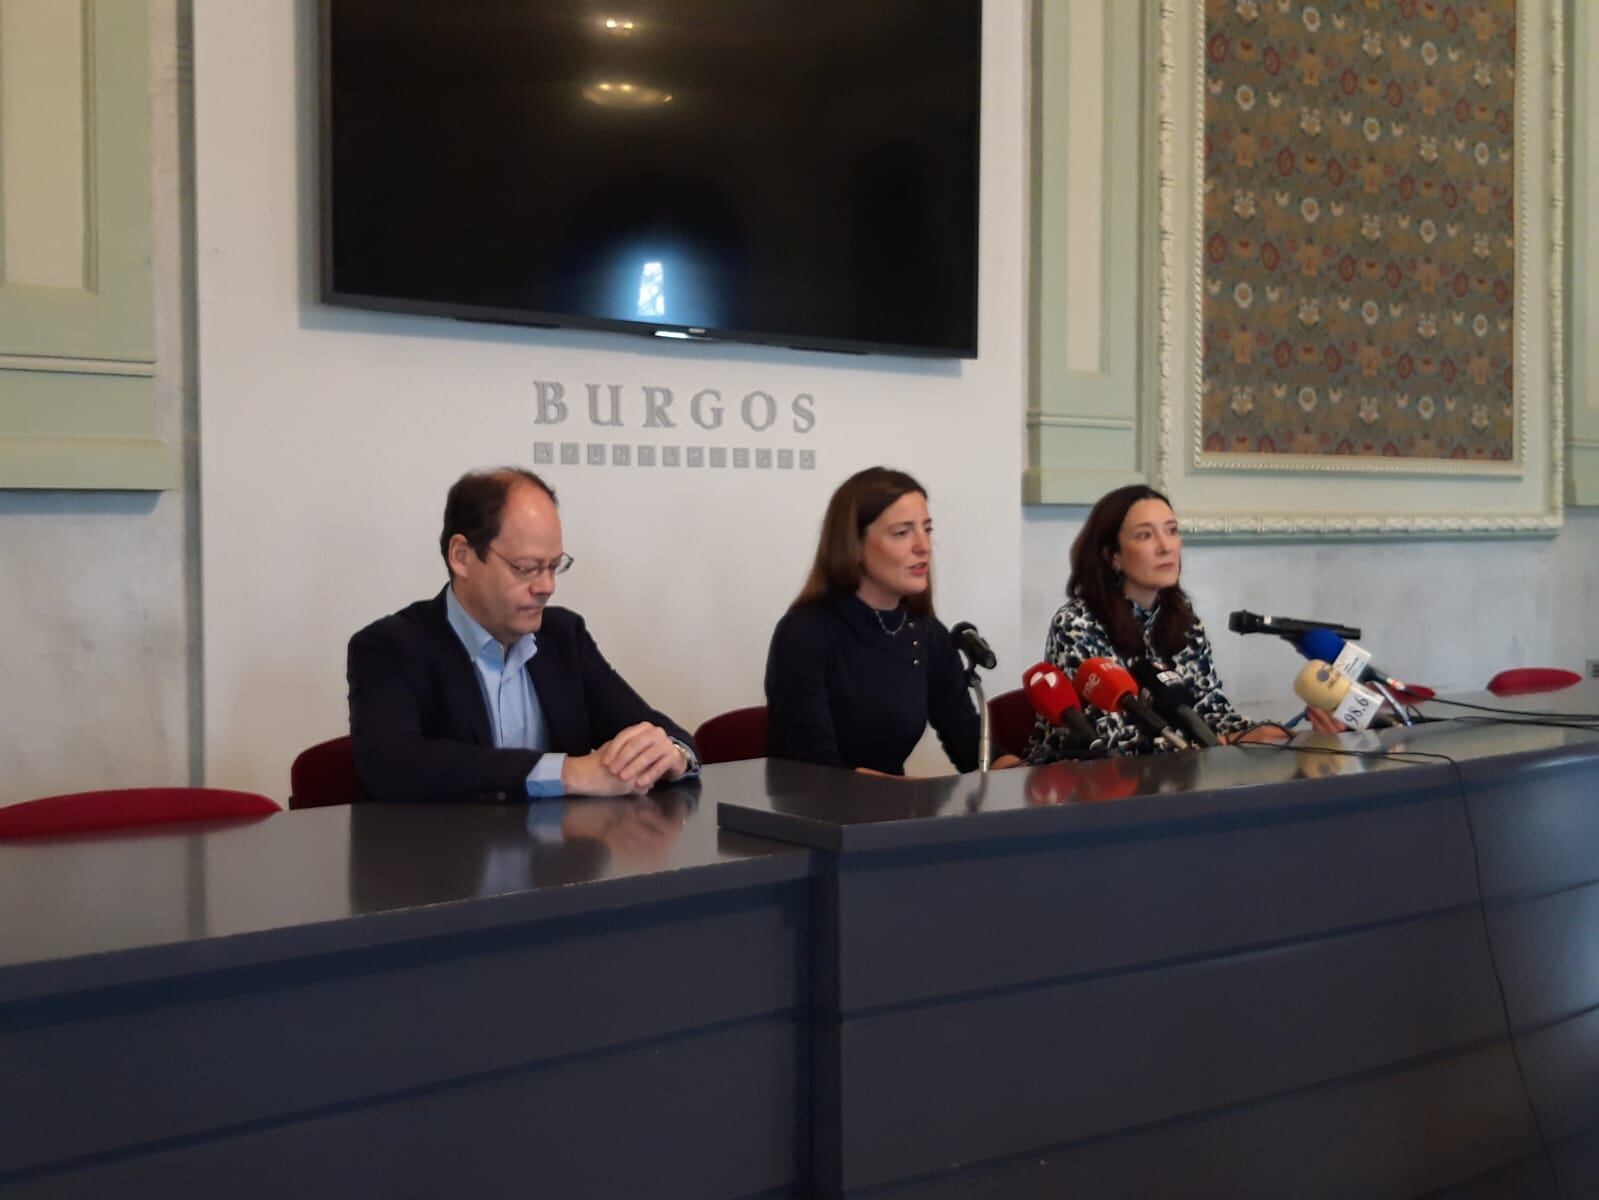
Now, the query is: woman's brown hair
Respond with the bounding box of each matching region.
[1067,484,1195,659]
[792,467,934,616]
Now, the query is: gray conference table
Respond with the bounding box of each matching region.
[0,789,813,1198]
[4,685,1598,1198]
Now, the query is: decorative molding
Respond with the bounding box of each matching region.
[0,353,154,377]
[1169,510,1562,539]
[1156,0,1180,498]
[1549,0,1568,507]
[1568,0,1599,504]
[1024,411,1136,431]
[1155,0,1563,536]
[1185,449,1526,479]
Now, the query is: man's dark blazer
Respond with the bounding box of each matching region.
[347,588,696,803]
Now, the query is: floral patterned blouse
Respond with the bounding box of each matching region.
[1025,595,1253,760]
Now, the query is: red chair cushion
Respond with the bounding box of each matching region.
[987,688,1038,759]
[289,735,361,809]
[693,706,768,765]
[1487,668,1583,697]
[0,788,280,839]
[1388,684,1436,705]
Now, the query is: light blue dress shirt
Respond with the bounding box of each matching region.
[445,587,568,798]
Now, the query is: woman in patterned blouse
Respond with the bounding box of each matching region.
[1026,485,1337,760]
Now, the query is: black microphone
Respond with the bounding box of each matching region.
[1128,661,1223,748]
[950,621,997,670]
[1227,609,1361,643]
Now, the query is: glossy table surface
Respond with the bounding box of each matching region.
[717,683,1599,850]
[0,777,810,1001]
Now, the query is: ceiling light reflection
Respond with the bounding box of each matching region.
[582,80,674,109]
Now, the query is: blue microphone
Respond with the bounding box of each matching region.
[1296,628,1422,727]
[1296,628,1410,693]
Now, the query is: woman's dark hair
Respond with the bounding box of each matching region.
[439,467,557,571]
[1067,484,1194,659]
[792,466,934,616]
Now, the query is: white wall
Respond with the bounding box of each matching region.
[194,1,1029,796]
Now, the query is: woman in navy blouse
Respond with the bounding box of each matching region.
[765,467,997,777]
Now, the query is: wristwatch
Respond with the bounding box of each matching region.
[670,739,700,777]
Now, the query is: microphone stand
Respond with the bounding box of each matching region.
[1367,680,1415,727]
[962,658,991,773]
[964,768,989,813]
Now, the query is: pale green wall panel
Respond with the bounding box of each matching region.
[1024,465,1147,505]
[0,369,154,438]
[1027,0,1148,503]
[0,432,175,489]
[0,0,89,289]
[0,0,170,489]
[1572,447,1599,506]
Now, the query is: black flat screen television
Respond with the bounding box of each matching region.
[320,1,981,358]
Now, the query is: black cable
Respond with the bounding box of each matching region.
[1425,696,1599,722]
[1435,713,1599,735]
[1236,739,1448,771]
[1231,720,1296,741]
[1240,739,1562,1194]
[1439,749,1560,1196]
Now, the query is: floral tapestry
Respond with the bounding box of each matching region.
[1199,0,1518,465]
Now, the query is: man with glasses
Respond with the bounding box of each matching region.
[348,468,698,802]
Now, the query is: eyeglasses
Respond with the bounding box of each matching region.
[487,546,575,581]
